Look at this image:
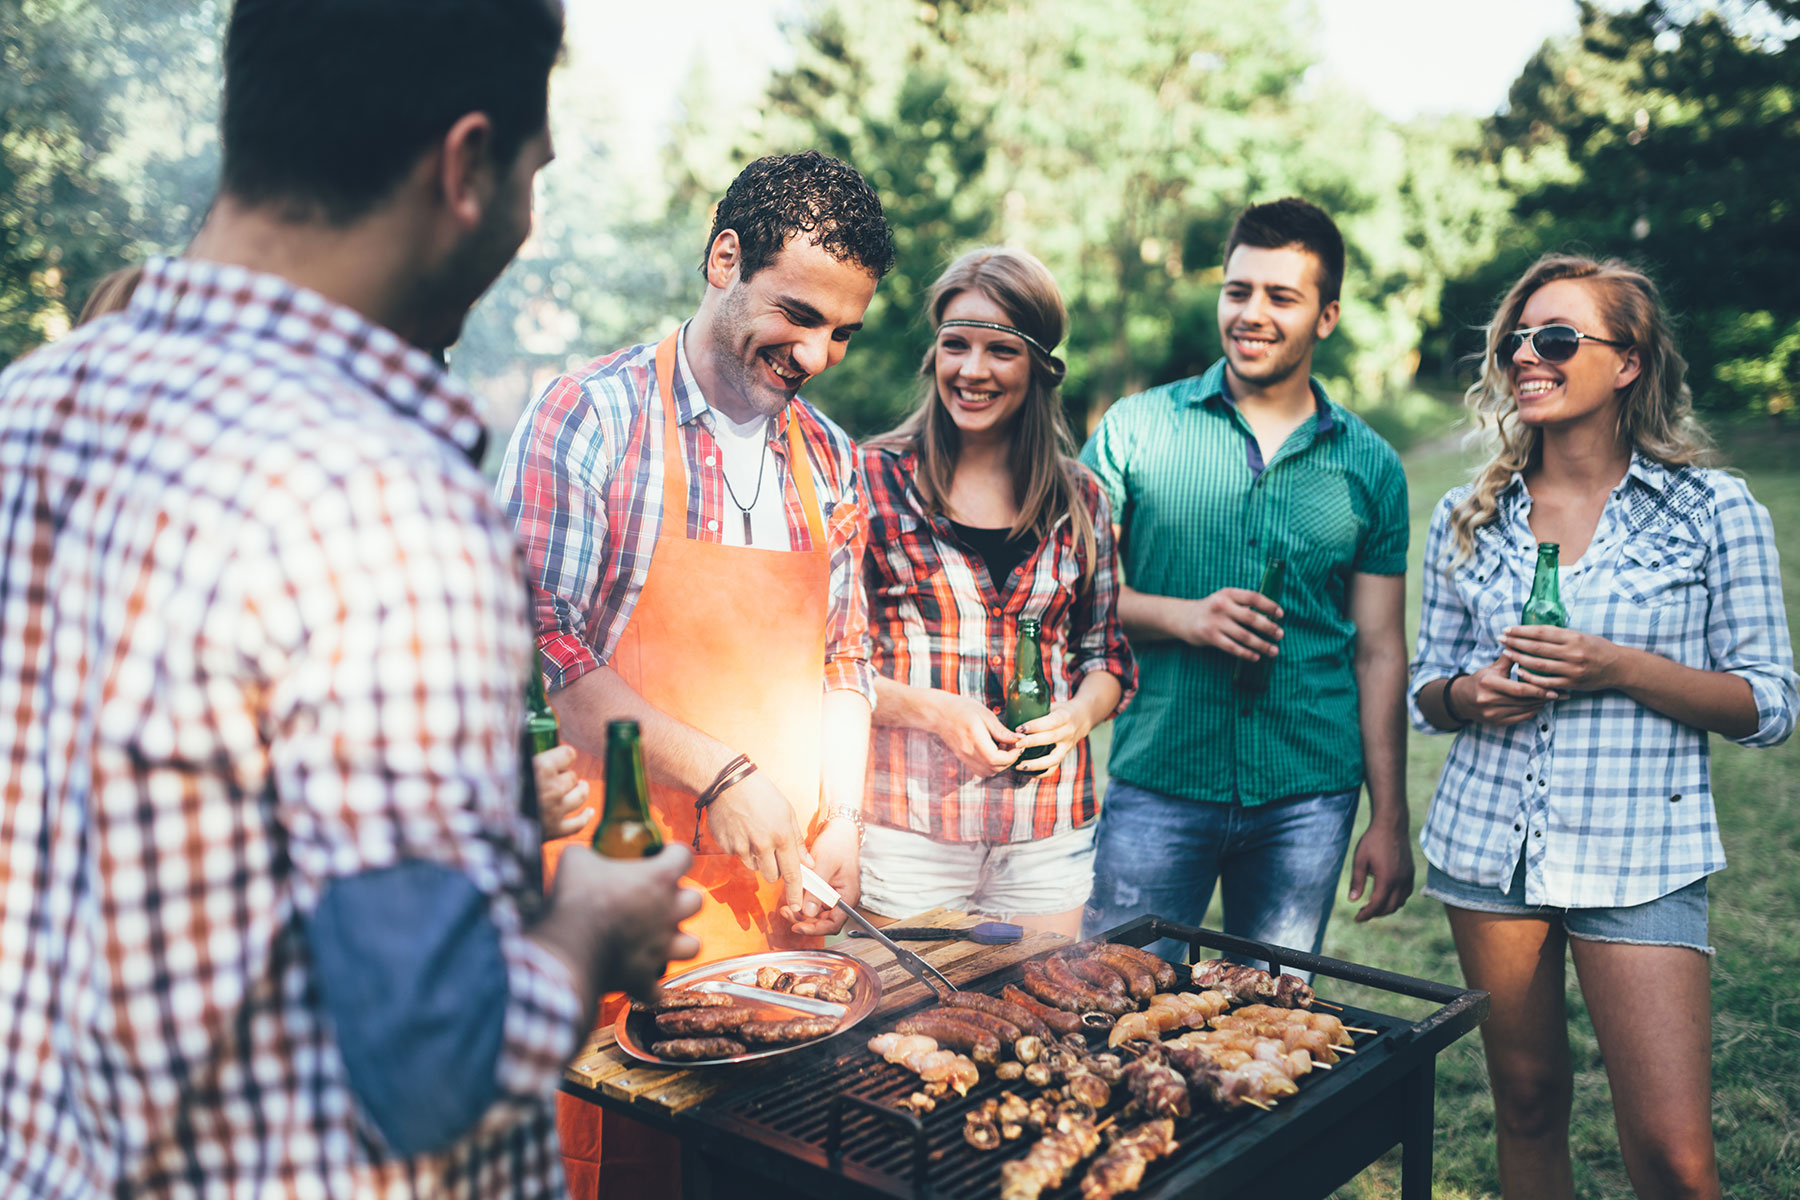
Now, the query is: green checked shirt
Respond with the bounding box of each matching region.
[1080,359,1408,805]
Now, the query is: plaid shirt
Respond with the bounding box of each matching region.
[0,258,579,1198]
[495,328,873,702]
[1410,455,1797,908]
[861,444,1136,841]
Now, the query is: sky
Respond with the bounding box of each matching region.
[579,0,1586,147]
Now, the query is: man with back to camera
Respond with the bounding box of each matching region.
[0,2,701,1196]
[495,150,894,1197]
[1079,197,1415,966]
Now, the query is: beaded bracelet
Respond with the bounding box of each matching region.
[693,753,757,849]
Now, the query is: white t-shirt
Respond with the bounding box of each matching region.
[678,330,791,550]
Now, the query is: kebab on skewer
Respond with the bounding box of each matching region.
[1107,990,1232,1047]
[998,1111,1105,1200]
[1079,1118,1179,1200]
[1189,958,1316,1008]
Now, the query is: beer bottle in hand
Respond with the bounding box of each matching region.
[1522,543,1568,627]
[1004,617,1053,764]
[520,668,560,827]
[1232,558,1287,696]
[593,719,663,859]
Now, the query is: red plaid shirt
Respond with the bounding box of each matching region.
[495,328,873,702]
[861,444,1136,842]
[0,258,578,1198]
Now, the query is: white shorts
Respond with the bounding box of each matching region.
[859,822,1098,920]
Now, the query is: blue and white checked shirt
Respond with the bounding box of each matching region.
[1410,454,1796,909]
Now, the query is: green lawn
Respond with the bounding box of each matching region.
[1301,424,1800,1199]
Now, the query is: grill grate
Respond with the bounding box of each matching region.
[692,953,1414,1200]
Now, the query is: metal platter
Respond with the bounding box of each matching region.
[615,948,883,1067]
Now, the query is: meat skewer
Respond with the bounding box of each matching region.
[999,1112,1104,1200]
[1189,958,1316,1009]
[1079,1118,1179,1200]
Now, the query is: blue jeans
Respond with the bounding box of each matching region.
[1080,780,1360,968]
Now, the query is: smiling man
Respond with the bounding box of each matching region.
[1078,197,1415,970]
[495,150,893,1199]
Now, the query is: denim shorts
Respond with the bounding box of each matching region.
[860,821,1097,920]
[1424,857,1712,955]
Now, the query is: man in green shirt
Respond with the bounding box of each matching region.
[1079,198,1414,964]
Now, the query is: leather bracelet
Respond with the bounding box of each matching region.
[693,754,757,850]
[1440,672,1471,727]
[823,804,866,849]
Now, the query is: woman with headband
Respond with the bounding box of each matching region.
[855,247,1134,935]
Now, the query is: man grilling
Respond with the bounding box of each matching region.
[496,150,895,1199]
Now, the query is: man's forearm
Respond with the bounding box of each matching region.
[820,688,872,818]
[552,666,738,795]
[1117,584,1190,645]
[1354,646,1409,825]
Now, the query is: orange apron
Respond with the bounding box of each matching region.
[546,332,830,1200]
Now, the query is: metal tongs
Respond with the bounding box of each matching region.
[800,864,955,999]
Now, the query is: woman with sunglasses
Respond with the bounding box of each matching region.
[1410,254,1795,1198]
[856,247,1134,936]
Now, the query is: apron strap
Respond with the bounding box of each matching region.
[652,328,828,548]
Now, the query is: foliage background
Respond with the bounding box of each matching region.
[2,3,1798,1194]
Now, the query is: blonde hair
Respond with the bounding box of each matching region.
[75,265,144,327]
[869,246,1099,582]
[1446,253,1713,563]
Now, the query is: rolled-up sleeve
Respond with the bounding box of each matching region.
[268,457,581,1153]
[1706,477,1797,747]
[824,468,876,704]
[1068,471,1136,715]
[495,371,615,690]
[1408,493,1479,733]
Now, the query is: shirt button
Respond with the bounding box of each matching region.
[989,606,1001,617]
[1538,778,1548,789]
[706,519,719,532]
[1540,724,1549,732]
[989,654,1001,666]
[1670,793,1682,802]
[1534,830,1543,837]
[1525,773,1533,782]
[1514,823,1522,832]
[705,455,717,467]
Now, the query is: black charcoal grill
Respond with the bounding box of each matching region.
[672,917,1486,1200]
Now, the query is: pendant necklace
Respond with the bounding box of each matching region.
[719,429,770,545]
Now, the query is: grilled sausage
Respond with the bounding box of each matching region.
[1083,945,1157,1001]
[944,991,1057,1043]
[653,1006,753,1036]
[652,1037,746,1060]
[631,990,735,1014]
[1061,954,1128,996]
[1043,957,1134,1015]
[1000,984,1089,1036]
[1019,960,1094,1014]
[738,1016,840,1045]
[1097,942,1178,992]
[916,1005,1023,1047]
[894,1014,1002,1064]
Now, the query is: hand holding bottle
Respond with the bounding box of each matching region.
[1501,626,1625,694]
[1450,653,1561,726]
[928,690,1024,777]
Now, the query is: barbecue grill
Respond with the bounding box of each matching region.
[563,914,1488,1200]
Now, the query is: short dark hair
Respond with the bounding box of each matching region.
[703,151,896,282]
[1224,197,1346,306]
[221,0,564,224]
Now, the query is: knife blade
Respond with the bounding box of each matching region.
[799,864,954,998]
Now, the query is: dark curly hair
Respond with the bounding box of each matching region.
[703,151,896,282]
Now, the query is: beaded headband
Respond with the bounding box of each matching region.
[935,318,1056,358]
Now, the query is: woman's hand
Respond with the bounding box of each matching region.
[1501,625,1624,693]
[928,691,1024,778]
[1451,653,1562,726]
[1011,701,1095,775]
[534,744,592,840]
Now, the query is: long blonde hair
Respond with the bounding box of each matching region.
[868,246,1099,581]
[1447,253,1713,563]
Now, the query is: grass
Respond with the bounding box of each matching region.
[1298,421,1800,1199]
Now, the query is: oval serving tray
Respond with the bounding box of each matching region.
[615,948,883,1067]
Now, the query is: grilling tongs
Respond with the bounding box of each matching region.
[800,863,955,999]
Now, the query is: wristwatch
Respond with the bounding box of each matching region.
[824,804,867,848]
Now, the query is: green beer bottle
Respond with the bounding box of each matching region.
[520,668,560,825]
[1003,617,1052,764]
[1522,543,1568,627]
[593,719,663,859]
[1232,558,1287,696]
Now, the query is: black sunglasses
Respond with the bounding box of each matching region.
[1496,323,1629,367]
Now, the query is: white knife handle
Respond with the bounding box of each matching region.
[799,863,842,909]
